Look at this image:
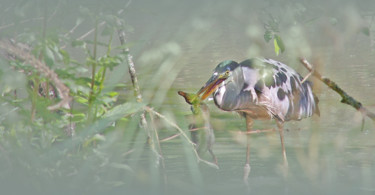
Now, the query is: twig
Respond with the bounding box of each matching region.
[300,71,313,84]
[77,21,106,41]
[122,149,135,157]
[47,1,60,22]
[0,17,43,31]
[116,24,142,103]
[159,127,205,142]
[145,107,219,169]
[0,1,58,31]
[238,128,277,134]
[0,40,72,110]
[149,110,168,184]
[145,107,195,146]
[159,133,181,143]
[300,58,375,121]
[0,105,19,122]
[116,15,148,131]
[64,20,83,38]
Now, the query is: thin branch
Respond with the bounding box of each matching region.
[145,107,195,146]
[145,107,219,169]
[46,1,60,22]
[122,149,135,157]
[300,58,375,121]
[0,40,72,110]
[115,15,148,132]
[238,128,277,134]
[159,127,205,142]
[77,21,106,41]
[116,22,142,103]
[149,110,168,185]
[0,1,59,31]
[0,17,43,31]
[300,71,313,84]
[64,20,83,38]
[63,0,131,43]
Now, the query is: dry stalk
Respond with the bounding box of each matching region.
[300,58,375,122]
[115,15,149,135]
[0,40,71,110]
[115,5,217,168]
[159,127,205,142]
[145,107,219,169]
[238,128,277,134]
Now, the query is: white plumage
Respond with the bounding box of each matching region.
[203,58,319,122]
[196,58,319,170]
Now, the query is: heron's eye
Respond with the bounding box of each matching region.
[224,70,230,76]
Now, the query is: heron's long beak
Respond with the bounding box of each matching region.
[197,74,228,100]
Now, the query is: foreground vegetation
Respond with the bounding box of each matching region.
[0,0,374,194]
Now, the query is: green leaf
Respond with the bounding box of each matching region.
[79,6,92,18]
[103,102,145,121]
[71,113,86,122]
[72,40,85,47]
[59,49,70,64]
[274,39,280,56]
[83,134,106,148]
[76,17,85,26]
[273,35,285,56]
[360,27,370,36]
[329,17,338,26]
[75,96,88,104]
[101,25,114,36]
[264,30,273,42]
[44,47,55,66]
[106,91,119,97]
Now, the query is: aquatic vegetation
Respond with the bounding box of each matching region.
[0,1,374,194]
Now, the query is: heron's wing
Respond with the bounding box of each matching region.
[260,58,318,121]
[239,58,318,121]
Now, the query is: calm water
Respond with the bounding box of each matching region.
[2,0,375,194]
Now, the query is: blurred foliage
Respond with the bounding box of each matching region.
[0,0,374,194]
[261,0,375,56]
[263,16,285,56]
[0,1,206,193]
[0,2,152,192]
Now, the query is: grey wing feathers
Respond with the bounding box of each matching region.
[239,58,319,121]
[260,58,318,121]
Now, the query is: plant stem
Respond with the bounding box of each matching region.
[90,19,98,93]
[31,78,39,121]
[145,107,219,169]
[31,3,48,121]
[98,32,113,95]
[116,18,148,131]
[149,111,168,185]
[0,40,71,110]
[116,25,142,103]
[88,18,98,122]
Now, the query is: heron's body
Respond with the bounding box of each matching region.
[209,58,319,122]
[197,58,319,178]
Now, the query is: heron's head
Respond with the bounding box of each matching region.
[197,60,239,100]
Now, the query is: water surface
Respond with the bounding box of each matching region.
[2,0,375,194]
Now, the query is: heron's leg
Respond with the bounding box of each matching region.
[276,121,288,167]
[243,114,253,183]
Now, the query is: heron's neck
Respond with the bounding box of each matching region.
[213,85,227,109]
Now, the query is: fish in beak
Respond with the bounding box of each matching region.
[197,71,230,100]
